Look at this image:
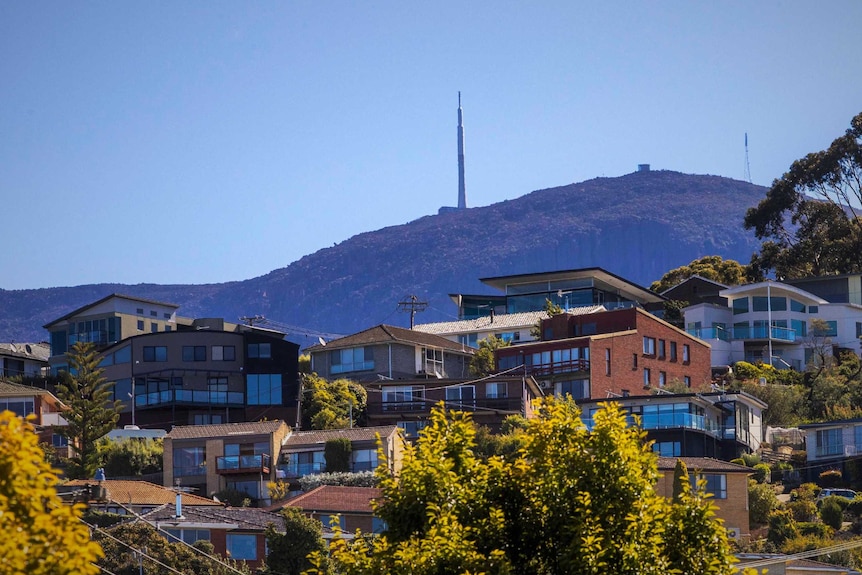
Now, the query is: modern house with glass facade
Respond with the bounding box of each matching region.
[683,280,862,370]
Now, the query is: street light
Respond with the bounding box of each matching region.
[128,392,135,427]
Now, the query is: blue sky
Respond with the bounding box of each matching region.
[2,2,860,290]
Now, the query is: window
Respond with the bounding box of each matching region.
[193,414,223,425]
[212,345,236,361]
[0,399,35,417]
[142,346,167,362]
[605,348,611,376]
[816,428,843,456]
[791,299,806,312]
[149,322,157,333]
[372,517,387,533]
[669,341,677,361]
[809,305,819,314]
[643,368,651,387]
[658,340,666,359]
[182,346,207,362]
[486,381,507,399]
[383,386,424,408]
[396,420,427,438]
[684,376,691,387]
[165,529,210,544]
[423,347,444,376]
[137,320,145,331]
[319,514,346,530]
[653,441,681,457]
[208,377,228,403]
[643,337,656,355]
[173,447,206,476]
[164,312,172,319]
[811,320,838,337]
[732,298,749,315]
[248,342,272,359]
[226,534,257,560]
[136,308,144,315]
[352,449,378,472]
[52,433,68,447]
[559,379,588,399]
[753,296,786,312]
[247,374,282,405]
[446,385,475,408]
[150,310,157,317]
[699,474,727,499]
[682,344,690,363]
[659,371,666,387]
[632,353,638,369]
[458,333,478,347]
[331,347,373,374]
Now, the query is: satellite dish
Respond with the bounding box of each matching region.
[318,337,326,346]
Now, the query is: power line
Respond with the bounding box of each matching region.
[397,295,428,329]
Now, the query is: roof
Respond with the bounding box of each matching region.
[141,503,286,532]
[660,274,729,296]
[799,418,862,430]
[306,324,473,355]
[0,342,50,362]
[63,479,222,507]
[283,425,399,449]
[277,486,383,514]
[167,420,288,440]
[413,306,607,336]
[719,281,828,305]
[0,380,62,402]
[478,267,665,304]
[656,457,751,473]
[44,293,181,328]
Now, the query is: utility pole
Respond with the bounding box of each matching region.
[398,295,428,329]
[240,315,265,326]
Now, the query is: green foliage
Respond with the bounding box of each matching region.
[819,497,844,530]
[264,507,328,575]
[325,437,353,473]
[469,336,509,377]
[299,471,376,491]
[473,424,525,461]
[98,437,163,477]
[847,498,862,518]
[81,509,127,528]
[792,483,819,502]
[787,500,817,523]
[301,374,367,430]
[213,488,252,507]
[740,452,761,467]
[745,111,862,279]
[672,459,689,502]
[0,410,104,574]
[752,463,772,484]
[797,521,834,538]
[739,381,808,427]
[819,469,843,488]
[95,522,249,575]
[661,300,688,328]
[749,480,780,525]
[530,299,563,339]
[650,255,750,292]
[55,341,122,479]
[317,399,737,575]
[766,509,799,547]
[298,353,311,374]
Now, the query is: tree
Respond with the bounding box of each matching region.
[530,298,563,339]
[55,341,122,479]
[745,111,862,279]
[301,374,367,430]
[325,437,352,472]
[650,255,750,293]
[264,507,328,575]
[469,335,510,377]
[672,459,689,502]
[98,437,163,477]
[314,399,739,575]
[0,410,103,574]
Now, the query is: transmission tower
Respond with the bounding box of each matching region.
[744,132,752,183]
[397,295,428,329]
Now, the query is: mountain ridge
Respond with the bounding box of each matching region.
[0,170,766,344]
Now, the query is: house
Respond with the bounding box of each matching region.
[0,379,68,453]
[0,341,49,378]
[495,307,712,400]
[44,294,300,429]
[737,554,862,574]
[163,420,291,506]
[274,485,385,536]
[655,457,752,542]
[580,390,766,459]
[799,418,862,481]
[659,275,729,308]
[306,324,473,383]
[683,280,862,370]
[60,479,222,516]
[277,426,404,481]
[363,373,544,437]
[141,502,285,569]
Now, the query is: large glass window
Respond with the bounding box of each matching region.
[247,374,282,405]
[50,330,68,356]
[331,347,374,374]
[165,529,210,544]
[173,447,206,476]
[208,377,228,403]
[816,428,843,456]
[142,346,167,362]
[791,319,808,338]
[423,347,444,376]
[446,385,475,408]
[247,342,272,359]
[559,379,588,399]
[226,534,257,560]
[653,441,681,457]
[0,398,35,417]
[811,320,838,337]
[382,386,424,408]
[698,474,727,499]
[732,298,749,315]
[212,345,236,361]
[753,296,787,312]
[182,346,206,362]
[790,299,807,313]
[486,381,508,399]
[643,337,656,355]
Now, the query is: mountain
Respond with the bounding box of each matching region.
[0,170,767,345]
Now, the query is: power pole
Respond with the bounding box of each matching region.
[240,315,265,326]
[398,295,428,329]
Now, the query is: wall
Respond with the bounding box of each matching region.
[654,469,750,539]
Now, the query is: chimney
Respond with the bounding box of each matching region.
[176,491,183,519]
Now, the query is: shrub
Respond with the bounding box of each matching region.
[750,480,781,525]
[767,509,798,547]
[847,498,862,518]
[298,471,376,491]
[734,361,762,381]
[791,450,808,465]
[820,497,844,530]
[787,500,817,522]
[213,488,252,507]
[771,462,793,482]
[324,437,352,473]
[819,469,843,488]
[752,463,772,483]
[741,453,762,467]
[797,522,834,538]
[792,483,819,502]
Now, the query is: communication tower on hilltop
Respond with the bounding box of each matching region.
[457,92,467,209]
[744,132,752,183]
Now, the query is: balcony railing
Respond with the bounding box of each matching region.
[278,461,377,478]
[135,390,245,408]
[526,359,590,378]
[216,454,271,474]
[687,326,797,343]
[378,397,524,414]
[687,327,731,342]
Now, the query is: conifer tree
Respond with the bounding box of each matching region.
[56,341,122,479]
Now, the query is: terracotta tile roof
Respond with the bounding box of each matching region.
[167,420,288,440]
[656,457,751,473]
[142,504,286,532]
[63,480,222,506]
[283,426,399,448]
[306,324,473,355]
[413,306,606,336]
[278,486,383,514]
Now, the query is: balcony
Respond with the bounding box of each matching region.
[135,390,245,409]
[732,325,796,342]
[526,358,590,378]
[381,401,427,413]
[41,412,68,426]
[687,327,731,342]
[216,453,271,475]
[278,461,377,478]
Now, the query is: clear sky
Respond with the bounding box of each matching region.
[2,2,860,290]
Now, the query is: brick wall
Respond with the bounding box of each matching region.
[654,470,750,539]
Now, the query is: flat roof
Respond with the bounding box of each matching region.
[479,267,664,304]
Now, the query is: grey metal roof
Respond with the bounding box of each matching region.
[167,420,288,440]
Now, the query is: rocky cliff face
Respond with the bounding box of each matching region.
[0,170,766,344]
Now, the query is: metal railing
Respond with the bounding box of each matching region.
[215,453,271,473]
[134,390,245,408]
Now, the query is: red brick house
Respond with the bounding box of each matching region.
[275,485,384,537]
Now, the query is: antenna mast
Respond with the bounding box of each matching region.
[744,132,752,183]
[398,295,428,329]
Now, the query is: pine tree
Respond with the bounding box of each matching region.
[56,341,122,479]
